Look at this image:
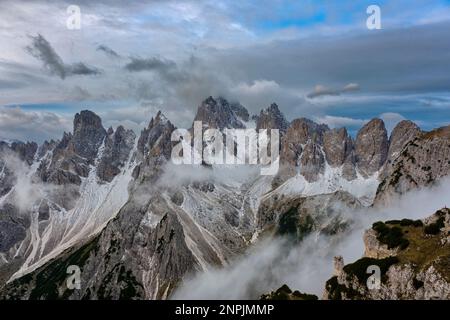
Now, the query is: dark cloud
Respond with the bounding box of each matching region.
[213,21,450,95]
[124,56,189,87]
[124,57,177,72]
[25,34,100,79]
[25,34,66,78]
[96,45,121,59]
[68,62,101,76]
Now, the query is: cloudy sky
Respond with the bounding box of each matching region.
[0,0,449,142]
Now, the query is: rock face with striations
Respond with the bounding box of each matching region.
[134,111,175,184]
[97,126,136,182]
[374,125,450,206]
[323,128,356,180]
[37,110,108,187]
[276,118,328,183]
[380,120,422,180]
[355,119,389,178]
[71,110,107,161]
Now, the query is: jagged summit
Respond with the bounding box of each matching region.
[193,96,249,129]
[256,103,289,133]
[229,100,250,122]
[355,118,389,178]
[72,110,107,160]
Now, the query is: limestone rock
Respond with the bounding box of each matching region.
[355,119,388,177]
[374,125,450,206]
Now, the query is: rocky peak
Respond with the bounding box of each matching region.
[388,120,421,161]
[148,111,169,129]
[193,96,246,130]
[355,118,389,177]
[71,110,107,160]
[36,111,107,188]
[229,101,250,122]
[380,120,422,180]
[97,125,136,182]
[37,139,58,159]
[374,124,450,206]
[276,118,329,182]
[58,132,72,150]
[287,118,328,145]
[298,142,325,182]
[323,128,356,180]
[323,128,353,167]
[256,103,289,133]
[137,111,175,162]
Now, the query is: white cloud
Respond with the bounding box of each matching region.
[0,106,71,143]
[313,115,367,129]
[233,79,280,96]
[379,112,406,134]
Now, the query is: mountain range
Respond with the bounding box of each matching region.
[0,96,449,299]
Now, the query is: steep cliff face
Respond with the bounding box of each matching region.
[374,125,450,206]
[277,118,328,183]
[323,208,450,300]
[323,128,356,180]
[355,119,389,178]
[97,126,136,182]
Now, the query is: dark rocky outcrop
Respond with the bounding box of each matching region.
[97,126,136,182]
[255,103,289,133]
[194,96,247,130]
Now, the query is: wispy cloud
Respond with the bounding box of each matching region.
[26,34,101,79]
[96,44,121,59]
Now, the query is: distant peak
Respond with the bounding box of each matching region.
[256,102,289,132]
[194,96,246,129]
[204,96,216,105]
[74,110,104,133]
[155,110,168,123]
